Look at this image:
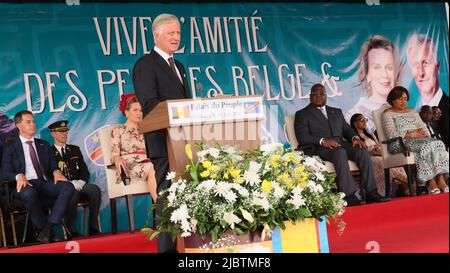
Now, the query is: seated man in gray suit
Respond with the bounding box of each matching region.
[294,84,390,206]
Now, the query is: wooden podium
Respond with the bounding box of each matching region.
[138,95,264,252]
[139,95,264,173]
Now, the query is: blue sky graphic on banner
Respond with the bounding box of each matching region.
[0,2,448,232]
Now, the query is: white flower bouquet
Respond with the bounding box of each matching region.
[145,143,346,242]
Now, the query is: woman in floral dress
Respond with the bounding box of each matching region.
[111,93,157,201]
[382,86,449,194]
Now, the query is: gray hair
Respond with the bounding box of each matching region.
[152,13,179,35]
[406,34,438,64]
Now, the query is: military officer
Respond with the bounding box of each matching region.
[49,120,101,236]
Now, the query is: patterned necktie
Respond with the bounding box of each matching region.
[61,147,66,158]
[168,57,182,84]
[26,140,45,181]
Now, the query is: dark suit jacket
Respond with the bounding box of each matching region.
[438,92,449,147]
[1,137,58,183]
[427,121,442,139]
[52,144,90,182]
[133,50,192,158]
[294,103,356,155]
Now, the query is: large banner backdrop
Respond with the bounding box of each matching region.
[1,2,448,232]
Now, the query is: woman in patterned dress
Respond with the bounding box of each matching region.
[382,86,449,194]
[350,113,409,196]
[111,94,158,201]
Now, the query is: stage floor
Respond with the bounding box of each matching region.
[0,193,448,253]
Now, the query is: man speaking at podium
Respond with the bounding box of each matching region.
[133,13,191,253]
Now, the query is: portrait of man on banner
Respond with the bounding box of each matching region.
[406,33,449,147]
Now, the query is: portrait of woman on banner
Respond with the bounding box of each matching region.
[345,35,403,134]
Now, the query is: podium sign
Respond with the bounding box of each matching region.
[167,96,264,126]
[139,95,264,173]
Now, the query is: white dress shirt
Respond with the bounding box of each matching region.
[318,106,328,119]
[154,46,183,83]
[17,135,40,181]
[53,143,66,157]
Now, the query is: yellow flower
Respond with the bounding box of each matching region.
[293,166,305,177]
[235,177,244,184]
[298,179,307,188]
[210,165,221,172]
[276,172,289,185]
[271,155,281,162]
[223,173,229,180]
[261,179,273,193]
[301,172,309,181]
[274,154,282,160]
[270,155,281,168]
[284,152,294,161]
[298,173,308,188]
[185,144,193,161]
[287,179,295,189]
[202,160,212,169]
[200,170,210,178]
[210,173,217,179]
[293,154,302,164]
[281,172,290,182]
[229,168,241,178]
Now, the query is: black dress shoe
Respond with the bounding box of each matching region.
[344,192,366,206]
[89,229,101,236]
[70,231,82,238]
[36,224,52,244]
[366,191,391,203]
[49,230,57,242]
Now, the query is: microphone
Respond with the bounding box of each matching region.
[196,82,203,98]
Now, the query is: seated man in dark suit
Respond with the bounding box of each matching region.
[1,110,75,243]
[49,120,101,237]
[419,105,442,140]
[294,84,390,206]
[431,106,448,148]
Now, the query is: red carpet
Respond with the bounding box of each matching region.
[0,231,158,253]
[327,193,449,253]
[1,194,447,253]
